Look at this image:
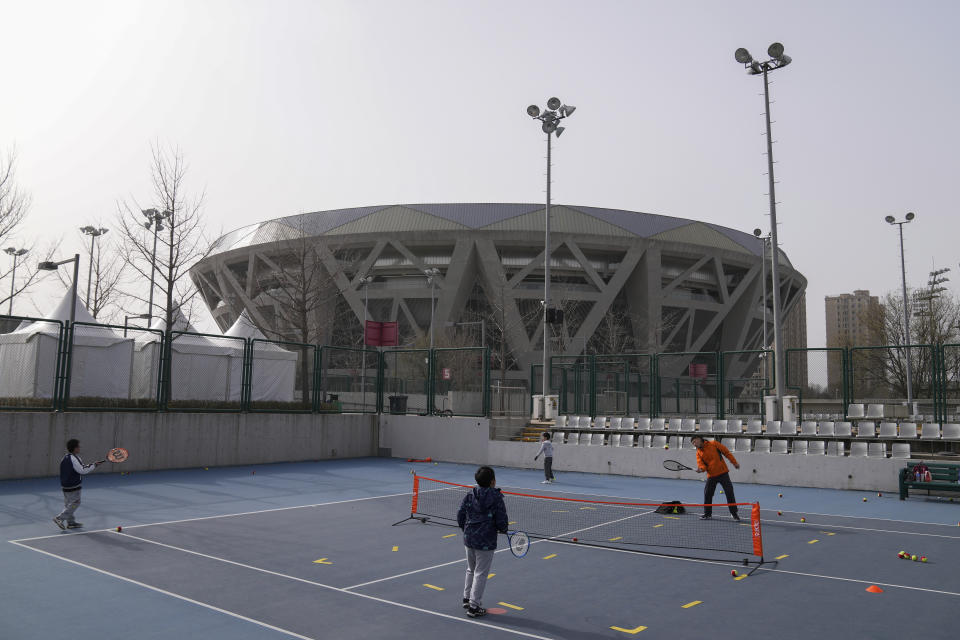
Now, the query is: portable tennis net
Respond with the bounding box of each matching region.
[398,475,770,569]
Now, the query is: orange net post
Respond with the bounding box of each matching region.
[751,502,763,557]
[410,475,420,515]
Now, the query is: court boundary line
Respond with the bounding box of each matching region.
[9,490,416,544]
[11,533,554,640]
[761,519,960,539]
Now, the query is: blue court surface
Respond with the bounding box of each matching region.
[3,457,959,639]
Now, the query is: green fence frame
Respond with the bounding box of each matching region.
[164,330,246,412]
[653,351,720,417]
[246,339,316,413]
[431,346,490,417]
[318,345,381,414]
[720,349,771,419]
[0,315,64,411]
[62,321,164,411]
[847,344,937,418]
[380,348,431,415]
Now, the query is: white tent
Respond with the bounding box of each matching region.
[0,292,133,399]
[132,310,243,402]
[224,311,297,402]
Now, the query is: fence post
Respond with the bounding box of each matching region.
[716,351,724,419]
[60,323,76,411]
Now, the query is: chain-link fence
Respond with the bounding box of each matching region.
[62,322,163,410]
[721,349,770,418]
[550,355,591,415]
[246,339,316,412]
[655,352,719,417]
[318,346,379,413]
[431,347,489,416]
[381,349,430,415]
[0,315,64,410]
[848,345,937,418]
[164,331,246,412]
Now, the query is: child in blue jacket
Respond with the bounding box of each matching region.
[457,466,508,618]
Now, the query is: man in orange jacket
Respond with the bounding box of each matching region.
[691,435,740,521]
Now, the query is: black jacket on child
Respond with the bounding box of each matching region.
[457,486,509,551]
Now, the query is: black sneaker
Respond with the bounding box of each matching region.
[699,514,712,520]
[466,606,486,618]
[462,598,470,609]
[67,522,83,528]
[53,517,66,530]
[731,513,741,521]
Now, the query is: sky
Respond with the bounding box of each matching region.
[2,0,959,348]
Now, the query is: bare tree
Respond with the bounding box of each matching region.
[55,225,124,321]
[0,148,49,318]
[253,220,349,404]
[117,145,215,398]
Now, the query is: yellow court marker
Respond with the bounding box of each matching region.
[442,533,457,539]
[610,624,647,634]
[653,524,664,528]
[509,521,517,525]
[580,506,597,510]
[734,574,748,581]
[423,584,444,591]
[775,554,789,560]
[682,601,702,609]
[392,546,398,552]
[663,516,680,520]
[552,510,569,513]
[487,573,495,579]
[608,536,623,541]
[808,539,819,544]
[543,553,557,560]
[498,602,524,611]
[820,531,836,536]
[313,558,332,565]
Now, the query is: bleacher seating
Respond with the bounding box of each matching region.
[848,404,866,419]
[866,404,884,419]
[827,441,845,456]
[942,424,960,440]
[754,439,771,453]
[699,418,714,432]
[735,438,751,452]
[567,433,580,445]
[808,440,826,455]
[857,422,876,438]
[792,440,808,455]
[746,420,763,435]
[667,418,682,432]
[835,422,853,437]
[818,421,835,437]
[620,434,635,447]
[898,423,917,438]
[850,442,868,457]
[726,419,743,433]
[649,418,665,431]
[800,421,818,436]
[771,440,789,454]
[765,421,780,436]
[868,442,887,458]
[721,437,736,450]
[610,433,621,447]
[921,423,941,440]
[636,418,650,431]
[877,422,898,438]
[780,421,798,436]
[891,442,911,459]
[610,416,622,429]
[622,417,636,430]
[680,418,697,432]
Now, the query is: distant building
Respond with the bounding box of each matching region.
[783,291,808,389]
[824,290,881,393]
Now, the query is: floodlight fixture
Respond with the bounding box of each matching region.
[906,211,915,221]
[547,97,562,110]
[753,228,762,237]
[542,121,557,134]
[885,215,896,224]
[554,126,565,137]
[561,104,576,116]
[527,105,541,117]
[5,247,28,257]
[734,48,753,64]
[767,42,784,59]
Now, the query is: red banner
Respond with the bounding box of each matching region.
[365,320,399,347]
[688,363,708,379]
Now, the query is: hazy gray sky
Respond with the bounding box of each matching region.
[2,0,959,349]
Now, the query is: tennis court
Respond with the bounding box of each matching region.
[3,457,959,639]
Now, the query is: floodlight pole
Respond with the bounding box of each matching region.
[888,215,915,407]
[360,275,373,407]
[80,226,108,309]
[526,97,575,400]
[736,44,790,419]
[5,247,28,315]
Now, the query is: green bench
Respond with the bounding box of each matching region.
[898,462,960,500]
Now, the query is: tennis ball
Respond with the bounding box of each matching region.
[897,552,904,559]
[664,445,669,449]
[204,467,208,471]
[777,511,782,516]
[572,537,578,542]
[863,497,868,502]
[731,570,737,577]
[921,556,928,562]
[911,555,918,561]
[116,526,122,533]
[800,517,806,523]
[778,493,782,498]
[877,493,882,497]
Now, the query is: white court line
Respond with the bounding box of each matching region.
[763,519,960,540]
[12,534,554,640]
[10,490,415,544]
[346,509,657,591]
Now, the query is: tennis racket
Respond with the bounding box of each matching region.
[100,447,129,464]
[507,530,530,558]
[663,459,694,472]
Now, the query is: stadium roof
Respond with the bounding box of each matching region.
[211,203,769,259]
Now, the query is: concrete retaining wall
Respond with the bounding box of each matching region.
[378,416,904,491]
[0,412,378,480]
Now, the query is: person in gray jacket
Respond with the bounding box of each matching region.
[533,431,555,483]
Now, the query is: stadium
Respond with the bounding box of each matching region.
[190,203,806,401]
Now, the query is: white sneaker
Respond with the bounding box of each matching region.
[541,480,550,484]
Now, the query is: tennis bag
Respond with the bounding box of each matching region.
[655,500,686,514]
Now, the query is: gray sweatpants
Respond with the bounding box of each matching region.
[57,488,82,524]
[463,547,495,607]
